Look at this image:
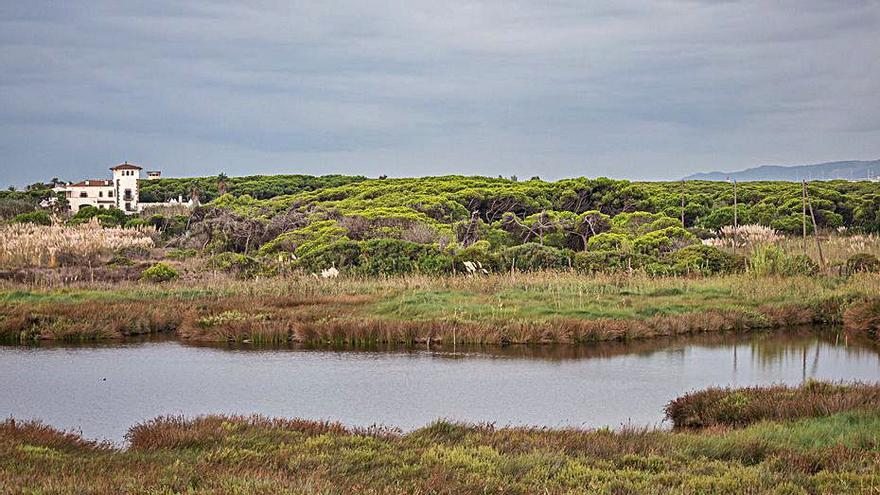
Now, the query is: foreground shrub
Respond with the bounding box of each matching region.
[632,226,697,256]
[12,210,51,226]
[573,251,656,274]
[140,263,179,283]
[501,243,571,271]
[749,245,819,276]
[845,253,880,275]
[667,244,741,275]
[356,238,438,276]
[665,381,880,428]
[844,298,880,341]
[296,239,362,273]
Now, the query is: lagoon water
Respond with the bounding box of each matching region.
[2,329,879,443]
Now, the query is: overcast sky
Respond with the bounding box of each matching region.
[1,0,879,186]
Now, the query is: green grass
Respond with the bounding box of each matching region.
[2,409,879,494]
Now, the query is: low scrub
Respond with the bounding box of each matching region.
[844,298,880,341]
[666,381,880,429]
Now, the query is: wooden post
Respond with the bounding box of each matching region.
[801,180,808,254]
[733,180,738,257]
[803,182,825,269]
[680,180,686,227]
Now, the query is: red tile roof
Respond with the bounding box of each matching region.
[110,162,143,170]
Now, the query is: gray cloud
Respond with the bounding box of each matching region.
[1,0,879,185]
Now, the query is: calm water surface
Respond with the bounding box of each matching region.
[1,329,878,443]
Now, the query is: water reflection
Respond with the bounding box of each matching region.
[1,326,878,443]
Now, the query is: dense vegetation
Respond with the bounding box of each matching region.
[3,382,879,494]
[141,175,879,277]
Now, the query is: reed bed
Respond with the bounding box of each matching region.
[0,219,155,269]
[1,275,872,344]
[666,381,880,429]
[844,298,880,341]
[3,383,880,494]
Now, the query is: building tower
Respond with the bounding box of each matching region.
[110,162,142,212]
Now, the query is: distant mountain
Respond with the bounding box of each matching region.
[683,159,880,182]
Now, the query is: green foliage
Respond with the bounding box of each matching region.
[140,263,179,283]
[573,251,656,274]
[12,210,51,226]
[207,253,266,279]
[500,243,572,271]
[632,227,697,256]
[70,206,127,226]
[356,239,440,276]
[296,239,362,273]
[259,220,348,257]
[749,245,819,276]
[586,232,629,252]
[667,245,742,275]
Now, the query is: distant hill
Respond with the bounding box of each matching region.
[683,159,880,182]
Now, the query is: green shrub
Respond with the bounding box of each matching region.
[259,220,348,257]
[417,253,455,275]
[573,251,657,274]
[586,233,629,252]
[356,238,437,276]
[71,206,127,226]
[667,244,741,275]
[140,263,179,282]
[97,214,121,228]
[207,253,265,279]
[297,239,362,273]
[124,218,148,228]
[749,245,819,276]
[845,253,880,275]
[501,243,571,271]
[12,210,51,226]
[632,227,697,256]
[452,240,501,272]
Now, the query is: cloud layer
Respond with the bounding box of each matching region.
[1,0,879,185]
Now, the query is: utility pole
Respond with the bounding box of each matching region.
[803,182,825,269]
[733,180,738,257]
[680,179,686,227]
[802,180,808,254]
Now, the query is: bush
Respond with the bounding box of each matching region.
[12,210,51,226]
[71,206,127,226]
[845,253,880,275]
[140,263,179,282]
[356,238,437,276]
[749,245,819,276]
[452,240,501,272]
[586,233,629,252]
[843,298,880,341]
[417,253,454,275]
[501,243,571,271]
[207,253,265,279]
[632,227,697,256]
[667,244,741,275]
[297,239,362,273]
[573,251,657,274]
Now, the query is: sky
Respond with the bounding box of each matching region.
[1,0,879,186]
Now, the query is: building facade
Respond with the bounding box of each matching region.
[54,162,145,214]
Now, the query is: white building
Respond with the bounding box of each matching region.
[54,162,145,214]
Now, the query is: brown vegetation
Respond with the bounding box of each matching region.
[666,381,880,429]
[844,298,880,341]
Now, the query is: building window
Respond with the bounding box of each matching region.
[125,202,132,211]
[108,191,113,197]
[79,192,87,198]
[99,191,103,197]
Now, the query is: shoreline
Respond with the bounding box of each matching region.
[2,272,878,344]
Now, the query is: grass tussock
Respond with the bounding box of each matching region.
[666,381,880,429]
[3,383,880,494]
[844,298,880,341]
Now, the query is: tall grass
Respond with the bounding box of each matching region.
[3,383,880,494]
[0,219,155,269]
[666,381,880,429]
